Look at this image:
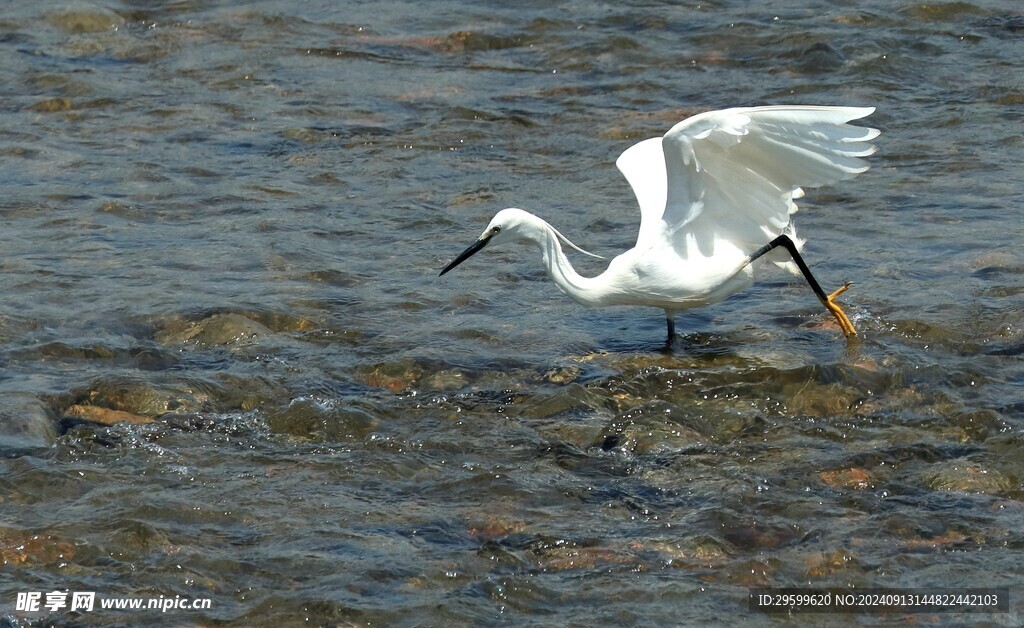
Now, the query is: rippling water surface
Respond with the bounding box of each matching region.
[2,1,1023,625]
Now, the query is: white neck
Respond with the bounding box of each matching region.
[522,215,607,307]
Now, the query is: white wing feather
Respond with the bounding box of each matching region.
[617,106,879,255]
[615,137,667,248]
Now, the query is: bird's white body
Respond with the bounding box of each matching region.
[441,105,879,340]
[509,209,753,310]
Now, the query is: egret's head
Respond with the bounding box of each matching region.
[439,208,604,276]
[438,208,532,276]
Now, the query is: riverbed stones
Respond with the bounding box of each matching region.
[921,461,1013,494]
[46,6,125,34]
[156,313,273,347]
[0,394,58,450]
[64,404,153,425]
[60,376,209,420]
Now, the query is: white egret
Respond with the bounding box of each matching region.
[440,105,879,345]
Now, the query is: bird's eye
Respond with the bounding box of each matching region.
[491,226,501,234]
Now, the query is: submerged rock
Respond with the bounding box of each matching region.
[782,380,863,417]
[420,369,468,391]
[355,359,424,393]
[921,461,1014,494]
[266,397,380,441]
[819,467,873,490]
[0,394,58,450]
[29,97,74,113]
[59,376,211,418]
[599,418,705,455]
[541,365,580,385]
[803,548,860,578]
[46,6,125,34]
[157,313,273,347]
[64,404,153,425]
[531,543,640,572]
[719,558,778,586]
[0,533,75,566]
[467,515,526,542]
[645,536,732,569]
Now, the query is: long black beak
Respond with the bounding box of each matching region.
[439,234,493,276]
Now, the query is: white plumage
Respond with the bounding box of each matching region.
[440,105,879,343]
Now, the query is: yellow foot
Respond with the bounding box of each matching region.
[828,283,851,301]
[824,282,857,336]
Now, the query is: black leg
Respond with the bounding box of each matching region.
[749,235,829,305]
[748,235,856,336]
[666,315,675,346]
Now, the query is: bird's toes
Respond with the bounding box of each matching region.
[828,282,853,301]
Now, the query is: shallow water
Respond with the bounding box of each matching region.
[1,0,1023,625]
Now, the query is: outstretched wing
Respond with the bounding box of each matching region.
[617,105,879,254]
[616,136,668,248]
